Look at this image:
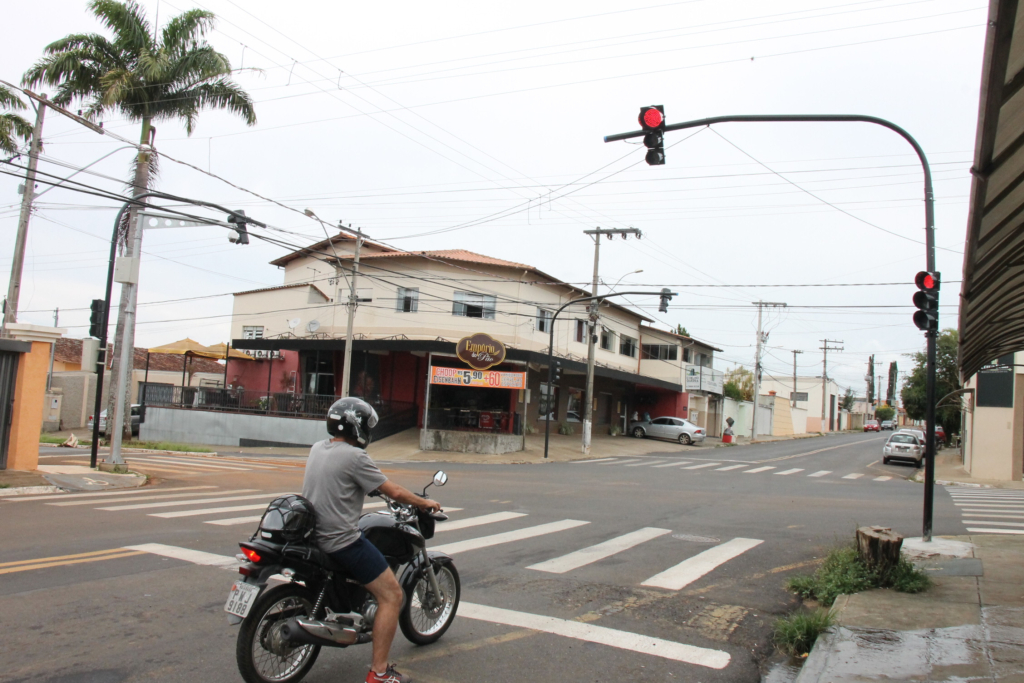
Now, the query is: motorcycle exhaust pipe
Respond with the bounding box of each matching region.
[281,617,371,647]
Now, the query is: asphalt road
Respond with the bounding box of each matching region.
[4,432,966,683]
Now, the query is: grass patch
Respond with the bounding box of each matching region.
[786,542,932,606]
[0,483,10,489]
[39,434,92,445]
[774,609,833,657]
[122,441,210,453]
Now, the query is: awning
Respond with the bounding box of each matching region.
[147,338,221,359]
[960,0,1024,378]
[207,342,254,360]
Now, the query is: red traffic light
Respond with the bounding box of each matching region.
[639,105,665,131]
[915,271,939,291]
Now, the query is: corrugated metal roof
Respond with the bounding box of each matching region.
[233,283,331,300]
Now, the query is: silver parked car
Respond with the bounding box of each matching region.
[88,404,141,437]
[883,432,923,467]
[630,416,705,445]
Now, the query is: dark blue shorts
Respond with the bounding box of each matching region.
[327,534,389,585]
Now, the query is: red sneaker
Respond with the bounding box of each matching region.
[366,665,410,683]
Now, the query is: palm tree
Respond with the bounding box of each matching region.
[0,85,33,155]
[23,0,257,439]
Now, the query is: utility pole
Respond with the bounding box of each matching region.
[46,307,58,390]
[791,350,803,407]
[866,354,875,409]
[819,339,844,432]
[340,227,366,398]
[751,301,786,440]
[3,95,46,334]
[878,375,884,404]
[581,226,641,454]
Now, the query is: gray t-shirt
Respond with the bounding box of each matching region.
[302,439,388,553]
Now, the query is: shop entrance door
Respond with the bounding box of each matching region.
[0,350,20,470]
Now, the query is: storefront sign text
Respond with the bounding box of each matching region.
[456,332,506,370]
[430,366,526,389]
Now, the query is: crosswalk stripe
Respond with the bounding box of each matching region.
[775,469,804,476]
[49,489,258,507]
[604,459,641,465]
[125,543,238,567]
[458,602,730,669]
[131,463,196,472]
[570,458,617,465]
[4,485,216,502]
[962,520,1024,527]
[625,460,665,467]
[842,474,864,480]
[950,495,1024,499]
[97,492,285,511]
[966,528,1024,534]
[526,527,671,574]
[133,457,252,471]
[949,493,1024,498]
[653,461,693,468]
[205,515,262,526]
[874,476,893,481]
[682,463,720,470]
[954,504,1024,509]
[433,512,527,533]
[744,466,775,474]
[808,471,831,477]
[641,538,763,590]
[715,464,747,471]
[431,520,589,555]
[957,512,1024,519]
[151,504,269,519]
[951,497,1024,502]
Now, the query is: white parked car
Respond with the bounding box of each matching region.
[629,416,705,445]
[883,432,923,467]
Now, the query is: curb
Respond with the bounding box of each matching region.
[0,485,66,497]
[794,628,840,683]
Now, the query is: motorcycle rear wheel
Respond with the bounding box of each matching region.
[400,563,461,645]
[236,584,321,683]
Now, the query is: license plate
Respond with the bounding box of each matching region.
[224,581,260,618]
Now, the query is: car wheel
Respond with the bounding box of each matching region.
[632,427,646,439]
[915,459,923,468]
[883,457,889,464]
[678,433,692,445]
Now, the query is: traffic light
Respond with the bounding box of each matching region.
[550,360,562,385]
[89,299,105,339]
[659,287,673,313]
[228,210,250,245]
[913,271,940,332]
[638,105,666,166]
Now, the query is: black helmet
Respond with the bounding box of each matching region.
[326,397,379,446]
[256,494,316,543]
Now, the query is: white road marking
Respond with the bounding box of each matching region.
[962,520,1024,527]
[641,538,764,590]
[431,520,589,555]
[49,489,257,507]
[625,460,665,467]
[954,504,1024,509]
[653,461,693,468]
[873,476,893,481]
[433,512,526,533]
[715,464,747,471]
[682,463,720,470]
[604,459,642,465]
[5,485,216,502]
[570,458,617,465]
[950,493,1024,498]
[205,515,263,526]
[125,543,238,568]
[775,469,804,476]
[808,471,831,477]
[956,512,1024,519]
[842,474,864,480]
[527,527,671,574]
[151,504,270,519]
[133,457,252,471]
[97,493,286,511]
[743,466,775,474]
[131,465,196,474]
[966,528,1024,534]
[458,602,730,669]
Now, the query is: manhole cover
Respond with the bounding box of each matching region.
[672,533,719,543]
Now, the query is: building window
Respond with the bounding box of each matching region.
[683,347,691,363]
[396,287,419,312]
[641,344,678,361]
[600,327,614,351]
[619,335,638,358]
[575,320,586,343]
[696,352,711,367]
[302,350,335,396]
[242,326,264,339]
[566,388,583,422]
[453,291,496,319]
[537,308,553,333]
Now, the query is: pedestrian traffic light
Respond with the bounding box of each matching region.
[228,210,250,245]
[89,299,105,339]
[659,287,673,313]
[638,105,666,166]
[913,271,940,332]
[550,361,562,385]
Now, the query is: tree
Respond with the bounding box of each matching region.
[24,0,256,439]
[875,404,895,422]
[841,388,855,411]
[676,324,690,337]
[723,366,753,402]
[0,85,33,155]
[900,328,961,436]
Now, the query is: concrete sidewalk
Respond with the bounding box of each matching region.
[797,534,1024,682]
[912,451,1024,490]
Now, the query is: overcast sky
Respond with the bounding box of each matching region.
[1,0,985,395]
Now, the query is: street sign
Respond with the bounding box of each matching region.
[791,391,809,402]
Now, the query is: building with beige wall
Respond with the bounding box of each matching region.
[758,374,847,433]
[961,353,1023,482]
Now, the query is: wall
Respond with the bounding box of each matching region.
[141,406,326,447]
[770,395,793,436]
[723,397,755,436]
[420,429,524,454]
[51,372,97,429]
[759,375,843,426]
[791,407,808,434]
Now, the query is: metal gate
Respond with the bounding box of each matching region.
[0,349,21,470]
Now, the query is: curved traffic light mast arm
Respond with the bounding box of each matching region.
[542,291,676,459]
[606,113,940,541]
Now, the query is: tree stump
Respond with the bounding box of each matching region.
[856,526,904,576]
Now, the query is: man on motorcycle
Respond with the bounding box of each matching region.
[303,397,441,683]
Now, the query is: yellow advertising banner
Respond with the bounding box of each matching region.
[430,366,526,389]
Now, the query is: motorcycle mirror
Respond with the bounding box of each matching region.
[433,470,448,487]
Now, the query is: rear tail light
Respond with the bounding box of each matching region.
[240,546,262,563]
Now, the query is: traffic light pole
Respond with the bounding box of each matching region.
[606,113,937,540]
[543,291,674,459]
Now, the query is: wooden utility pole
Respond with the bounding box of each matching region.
[791,350,803,407]
[340,228,365,398]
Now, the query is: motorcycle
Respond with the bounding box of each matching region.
[225,470,459,683]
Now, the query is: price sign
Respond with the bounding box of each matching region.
[430,366,526,389]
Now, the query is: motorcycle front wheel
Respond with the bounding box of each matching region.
[236,584,321,683]
[400,562,461,645]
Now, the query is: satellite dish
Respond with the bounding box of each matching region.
[288,318,301,330]
[307,319,320,333]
